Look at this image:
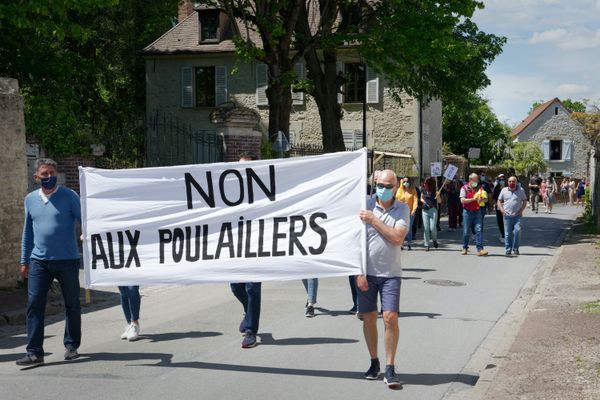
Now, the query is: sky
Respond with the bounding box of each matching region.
[472,0,600,126]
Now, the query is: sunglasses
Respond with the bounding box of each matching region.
[376,183,394,189]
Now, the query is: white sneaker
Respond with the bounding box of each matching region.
[499,237,504,243]
[127,323,140,341]
[120,324,132,340]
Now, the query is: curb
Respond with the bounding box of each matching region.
[443,216,578,400]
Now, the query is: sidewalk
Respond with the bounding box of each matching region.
[457,221,600,400]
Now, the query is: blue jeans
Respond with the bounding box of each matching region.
[230,282,261,334]
[504,215,522,251]
[302,278,318,304]
[405,214,416,242]
[118,286,141,323]
[26,259,81,357]
[422,208,438,245]
[463,209,484,251]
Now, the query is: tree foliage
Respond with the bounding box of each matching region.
[572,111,600,147]
[0,0,178,164]
[443,92,512,165]
[504,141,547,177]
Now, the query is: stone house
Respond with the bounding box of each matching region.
[513,98,590,179]
[142,2,442,177]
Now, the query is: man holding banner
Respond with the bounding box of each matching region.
[357,169,409,389]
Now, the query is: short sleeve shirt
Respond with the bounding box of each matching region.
[498,187,527,216]
[366,197,410,278]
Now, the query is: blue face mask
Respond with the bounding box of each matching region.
[40,176,57,190]
[376,186,394,202]
[499,180,505,186]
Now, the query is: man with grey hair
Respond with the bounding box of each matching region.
[498,176,528,256]
[16,158,82,368]
[357,169,409,389]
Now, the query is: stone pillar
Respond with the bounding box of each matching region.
[0,78,27,288]
[212,107,262,161]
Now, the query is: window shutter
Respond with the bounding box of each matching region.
[214,66,228,106]
[562,140,573,161]
[342,129,355,148]
[366,67,379,104]
[181,67,194,108]
[542,140,550,160]
[336,61,344,104]
[292,63,305,105]
[256,63,268,106]
[354,129,365,148]
[289,130,296,146]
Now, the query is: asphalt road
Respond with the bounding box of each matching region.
[0,205,580,400]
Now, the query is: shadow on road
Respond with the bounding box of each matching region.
[42,351,174,367]
[142,331,222,343]
[259,333,358,346]
[0,334,54,351]
[142,359,478,387]
[399,311,442,319]
[402,268,437,273]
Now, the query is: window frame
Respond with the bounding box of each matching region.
[549,139,563,161]
[195,66,217,107]
[343,63,366,104]
[199,9,220,43]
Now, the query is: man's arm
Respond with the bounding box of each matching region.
[359,211,407,246]
[20,201,33,278]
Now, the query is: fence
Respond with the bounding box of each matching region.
[145,111,223,167]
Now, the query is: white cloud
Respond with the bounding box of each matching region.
[529,29,567,44]
[597,0,600,8]
[528,28,600,50]
[557,83,591,95]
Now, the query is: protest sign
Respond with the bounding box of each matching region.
[80,150,367,287]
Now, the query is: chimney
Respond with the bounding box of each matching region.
[178,0,195,23]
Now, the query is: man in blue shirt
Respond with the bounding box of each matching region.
[16,158,82,368]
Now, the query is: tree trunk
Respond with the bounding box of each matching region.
[265,61,293,142]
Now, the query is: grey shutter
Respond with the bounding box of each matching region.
[354,129,364,147]
[181,67,194,108]
[256,63,268,106]
[292,63,305,105]
[342,129,355,148]
[337,61,344,104]
[562,139,573,161]
[215,66,228,106]
[366,67,379,104]
[542,140,550,160]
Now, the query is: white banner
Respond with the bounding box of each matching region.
[80,149,367,287]
[443,164,458,181]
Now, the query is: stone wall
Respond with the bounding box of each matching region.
[0,78,27,287]
[145,53,442,175]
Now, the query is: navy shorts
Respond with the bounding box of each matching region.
[357,276,401,313]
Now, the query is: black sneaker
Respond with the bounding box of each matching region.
[365,358,380,380]
[241,330,257,348]
[384,365,402,389]
[16,354,44,368]
[305,303,315,318]
[407,244,412,250]
[433,240,439,249]
[514,249,520,256]
[505,250,512,257]
[64,348,79,360]
[348,305,357,314]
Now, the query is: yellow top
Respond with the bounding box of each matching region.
[395,185,419,214]
[472,187,488,207]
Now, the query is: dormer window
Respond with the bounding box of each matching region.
[200,9,220,42]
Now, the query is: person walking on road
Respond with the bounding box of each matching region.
[528,174,543,213]
[544,177,557,214]
[560,177,569,205]
[568,177,576,205]
[497,176,528,256]
[230,153,261,348]
[16,158,82,368]
[302,279,318,317]
[492,174,506,243]
[576,179,586,207]
[446,180,461,232]
[357,169,409,389]
[118,286,141,341]
[395,176,418,250]
[460,173,489,256]
[421,177,439,251]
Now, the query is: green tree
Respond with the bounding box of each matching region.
[529,98,586,113]
[0,0,178,164]
[295,0,506,152]
[443,93,512,164]
[504,141,547,177]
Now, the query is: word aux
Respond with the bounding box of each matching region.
[91,230,141,269]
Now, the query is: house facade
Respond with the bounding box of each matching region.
[143,3,442,177]
[513,98,590,178]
